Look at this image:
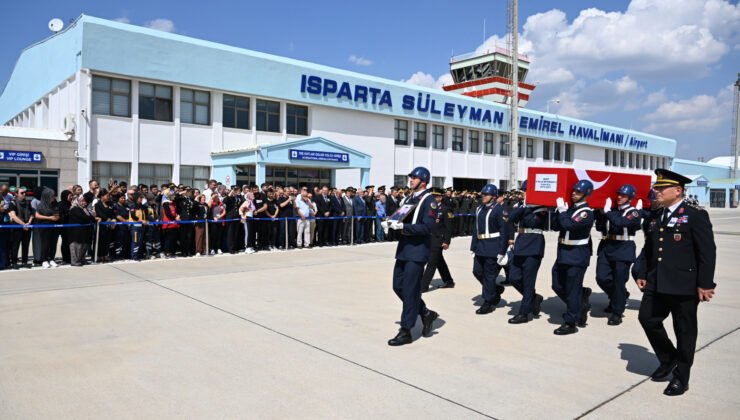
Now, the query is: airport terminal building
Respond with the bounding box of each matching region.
[0,15,677,193]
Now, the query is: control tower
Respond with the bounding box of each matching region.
[443,47,535,107]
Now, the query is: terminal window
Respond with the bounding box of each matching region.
[139,164,172,187]
[526,138,535,159]
[286,104,308,135]
[180,165,210,189]
[92,76,130,117]
[484,132,495,155]
[93,161,131,187]
[432,125,445,150]
[605,149,610,166]
[517,137,523,158]
[414,122,428,148]
[432,176,444,188]
[553,142,562,161]
[139,83,172,122]
[452,128,464,152]
[181,89,210,125]
[394,175,407,187]
[543,140,551,160]
[500,134,510,156]
[469,130,480,153]
[565,144,573,162]
[394,120,408,145]
[613,150,618,167]
[257,99,280,132]
[223,94,250,129]
[620,151,626,167]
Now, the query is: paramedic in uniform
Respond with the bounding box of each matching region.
[551,180,595,335]
[386,167,439,346]
[636,168,716,397]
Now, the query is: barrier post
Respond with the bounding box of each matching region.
[204,216,209,256]
[284,217,289,250]
[94,221,100,263]
[350,216,354,245]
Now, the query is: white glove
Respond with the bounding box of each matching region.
[556,197,568,213]
[496,254,505,265]
[389,221,404,230]
[636,199,643,210]
[381,220,389,235]
[471,251,476,258]
[603,197,612,213]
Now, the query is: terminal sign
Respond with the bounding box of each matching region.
[289,149,349,163]
[0,150,42,163]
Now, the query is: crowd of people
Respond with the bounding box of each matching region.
[0,178,511,270]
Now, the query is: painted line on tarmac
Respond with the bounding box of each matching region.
[0,279,146,297]
[575,325,740,419]
[108,264,497,419]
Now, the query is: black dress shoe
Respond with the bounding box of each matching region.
[663,377,688,396]
[491,285,505,305]
[508,314,529,324]
[650,361,677,382]
[579,288,592,327]
[533,294,543,316]
[607,313,623,325]
[554,323,578,335]
[388,328,412,346]
[422,310,439,336]
[439,281,455,289]
[421,286,431,293]
[476,301,494,315]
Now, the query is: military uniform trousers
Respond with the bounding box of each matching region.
[393,260,428,330]
[473,255,504,303]
[509,255,542,315]
[421,239,453,290]
[551,263,587,325]
[595,248,632,315]
[638,290,699,384]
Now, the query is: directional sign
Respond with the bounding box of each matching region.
[0,150,43,163]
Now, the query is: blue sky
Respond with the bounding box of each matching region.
[3,0,739,160]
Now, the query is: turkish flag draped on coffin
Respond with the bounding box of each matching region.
[525,167,652,208]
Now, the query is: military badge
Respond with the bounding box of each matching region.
[674,233,682,241]
[430,202,437,210]
[678,207,685,215]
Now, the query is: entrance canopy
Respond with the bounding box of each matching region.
[211,137,372,187]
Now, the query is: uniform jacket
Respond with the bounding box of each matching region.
[395,189,436,262]
[595,204,641,262]
[551,201,594,267]
[470,202,509,257]
[637,201,716,295]
[509,204,548,257]
[431,200,453,244]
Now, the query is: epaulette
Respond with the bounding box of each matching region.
[684,200,706,212]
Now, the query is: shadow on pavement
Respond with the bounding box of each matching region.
[619,343,657,377]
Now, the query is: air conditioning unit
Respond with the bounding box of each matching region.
[63,114,76,135]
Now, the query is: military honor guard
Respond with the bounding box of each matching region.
[595,184,642,325]
[551,180,595,335]
[386,167,440,346]
[470,184,509,315]
[506,180,546,324]
[636,169,717,396]
[421,187,455,291]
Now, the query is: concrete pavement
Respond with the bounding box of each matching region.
[1,209,739,419]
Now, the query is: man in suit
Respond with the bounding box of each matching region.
[342,188,355,244]
[385,187,400,241]
[329,188,344,245]
[353,188,367,244]
[636,168,716,396]
[315,185,332,247]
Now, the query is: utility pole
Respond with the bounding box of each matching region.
[509,0,519,189]
[732,73,740,207]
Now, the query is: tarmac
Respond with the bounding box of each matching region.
[1,208,739,419]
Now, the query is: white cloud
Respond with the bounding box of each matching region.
[145,18,176,33]
[544,76,644,118]
[642,85,734,133]
[401,72,453,90]
[113,17,130,24]
[349,55,373,66]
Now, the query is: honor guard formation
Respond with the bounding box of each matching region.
[384,166,716,397]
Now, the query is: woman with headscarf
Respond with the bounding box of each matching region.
[193,194,208,256]
[94,189,115,262]
[33,187,60,268]
[68,195,95,266]
[58,190,74,264]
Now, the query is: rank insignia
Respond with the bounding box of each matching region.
[674,233,682,242]
[678,207,685,215]
[430,202,437,209]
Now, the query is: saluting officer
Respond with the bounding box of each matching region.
[631,189,661,281]
[421,187,455,291]
[594,184,642,326]
[506,180,546,324]
[386,167,439,346]
[636,169,716,396]
[551,180,595,335]
[470,184,508,315]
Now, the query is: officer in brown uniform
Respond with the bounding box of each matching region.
[636,168,717,396]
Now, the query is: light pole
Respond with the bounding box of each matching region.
[546,98,560,113]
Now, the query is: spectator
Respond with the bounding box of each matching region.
[295,186,313,248]
[353,189,367,244]
[94,189,115,263]
[342,188,355,244]
[33,188,60,268]
[68,195,95,266]
[193,194,208,256]
[209,192,225,255]
[113,193,130,260]
[8,187,33,269]
[330,188,344,246]
[58,190,73,264]
[375,193,387,242]
[160,189,180,258]
[265,188,280,250]
[277,187,297,250]
[239,191,256,254]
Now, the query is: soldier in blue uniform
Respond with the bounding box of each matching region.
[421,187,455,291]
[631,189,661,281]
[595,184,642,325]
[636,169,716,396]
[470,184,508,315]
[507,180,546,324]
[551,180,595,335]
[386,166,439,346]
